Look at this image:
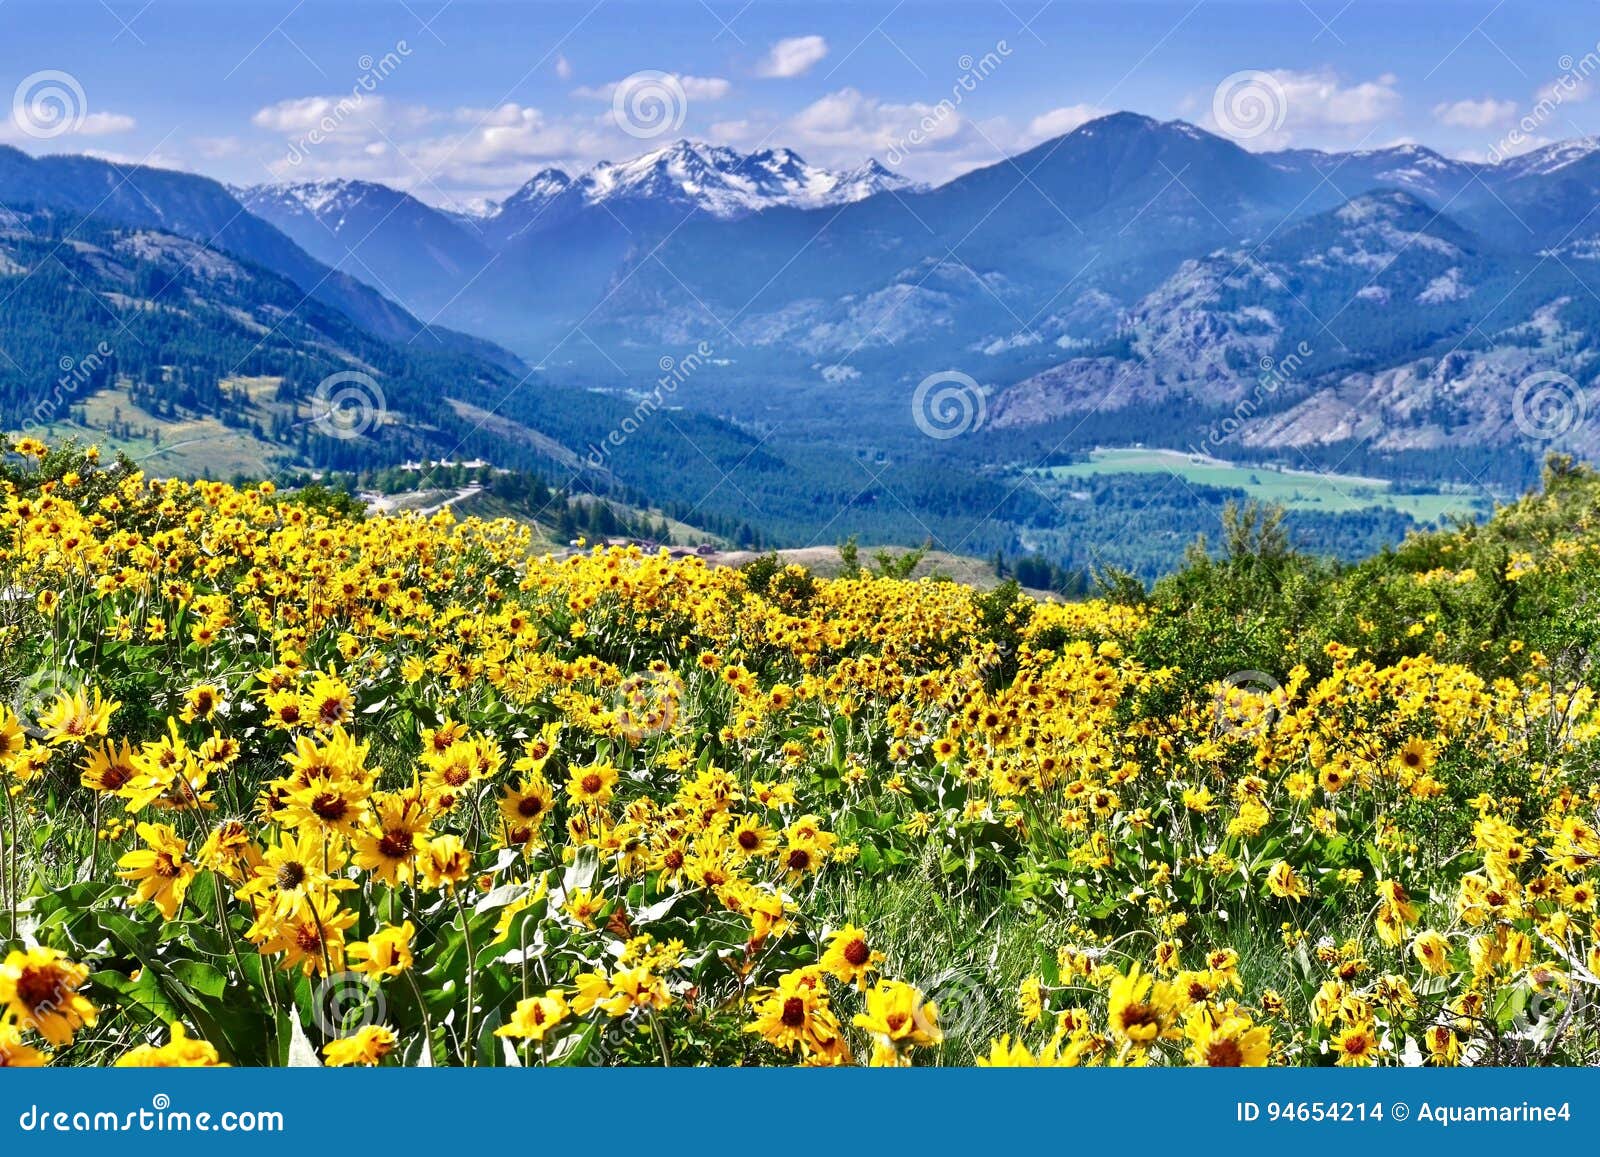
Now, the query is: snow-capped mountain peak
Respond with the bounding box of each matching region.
[492,139,918,234]
[244,178,401,219]
[1499,137,1600,179]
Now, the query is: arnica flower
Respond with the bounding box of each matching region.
[1333,1022,1381,1066]
[79,739,138,793]
[1266,860,1309,900]
[347,921,415,978]
[565,760,619,808]
[0,707,27,766]
[0,947,98,1047]
[116,822,198,920]
[498,774,554,840]
[1411,931,1453,975]
[1106,963,1180,1047]
[114,1023,226,1067]
[747,968,845,1061]
[494,993,569,1043]
[1374,878,1420,947]
[418,834,472,892]
[37,685,119,746]
[351,790,433,887]
[0,1020,48,1067]
[853,979,942,1048]
[323,1024,398,1067]
[819,923,883,989]
[599,966,671,1017]
[1183,1010,1271,1067]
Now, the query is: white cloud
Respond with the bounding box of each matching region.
[572,74,731,101]
[790,87,959,153]
[252,95,383,134]
[755,35,829,79]
[707,119,759,145]
[1026,104,1106,142]
[1433,98,1517,129]
[555,55,574,80]
[0,108,135,144]
[251,97,615,204]
[77,112,137,135]
[1280,70,1400,126]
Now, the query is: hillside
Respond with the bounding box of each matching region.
[4,438,1599,1067]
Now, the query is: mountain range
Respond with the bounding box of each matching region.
[5,112,1600,576]
[224,116,1600,468]
[236,141,917,350]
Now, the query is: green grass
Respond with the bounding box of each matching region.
[1036,448,1487,523]
[31,381,288,479]
[815,852,1047,1063]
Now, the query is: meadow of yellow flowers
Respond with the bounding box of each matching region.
[1,436,1599,1068]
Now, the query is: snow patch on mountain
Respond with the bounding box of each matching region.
[495,140,919,227]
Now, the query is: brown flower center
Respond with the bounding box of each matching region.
[378,830,414,859]
[1205,1039,1245,1067]
[311,793,348,821]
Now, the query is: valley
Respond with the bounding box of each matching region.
[4,112,1599,580]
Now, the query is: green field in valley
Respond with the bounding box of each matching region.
[1036,448,1489,523]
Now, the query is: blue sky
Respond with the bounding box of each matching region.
[4,0,1600,209]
